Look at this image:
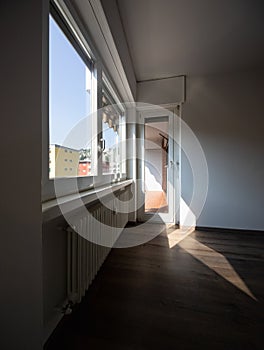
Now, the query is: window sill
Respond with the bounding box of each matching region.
[42,179,133,223]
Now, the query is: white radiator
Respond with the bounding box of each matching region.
[67,188,129,304]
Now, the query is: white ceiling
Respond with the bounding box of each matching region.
[117,0,264,81]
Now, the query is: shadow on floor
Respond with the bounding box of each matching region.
[45,224,264,350]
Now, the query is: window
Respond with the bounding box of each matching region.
[49,5,97,179]
[44,0,127,200]
[101,74,126,178]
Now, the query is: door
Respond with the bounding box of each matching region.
[137,107,179,223]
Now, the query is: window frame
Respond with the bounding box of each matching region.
[50,2,93,72]
[101,72,126,179]
[42,0,127,202]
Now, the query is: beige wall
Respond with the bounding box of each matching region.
[49,145,79,178]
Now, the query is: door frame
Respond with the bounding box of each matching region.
[136,105,181,224]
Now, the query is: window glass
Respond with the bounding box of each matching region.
[101,88,120,175]
[49,14,96,178]
[101,79,126,178]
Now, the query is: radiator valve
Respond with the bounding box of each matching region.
[62,302,73,315]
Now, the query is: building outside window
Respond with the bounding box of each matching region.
[49,9,97,179]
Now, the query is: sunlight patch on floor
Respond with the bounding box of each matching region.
[166,226,195,248]
[178,237,257,301]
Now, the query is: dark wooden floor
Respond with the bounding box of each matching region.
[45,224,264,350]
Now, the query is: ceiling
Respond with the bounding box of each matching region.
[117,0,264,81]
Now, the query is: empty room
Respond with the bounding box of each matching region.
[0,0,263,349]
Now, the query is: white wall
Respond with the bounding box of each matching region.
[42,217,68,341]
[145,149,162,191]
[137,76,185,105]
[182,70,264,230]
[0,1,44,349]
[100,0,137,100]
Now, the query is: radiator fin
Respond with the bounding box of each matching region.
[67,188,129,304]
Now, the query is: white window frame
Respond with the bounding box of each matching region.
[101,72,126,179]
[42,0,128,202]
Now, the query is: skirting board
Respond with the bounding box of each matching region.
[195,226,264,234]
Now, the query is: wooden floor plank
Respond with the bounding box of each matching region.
[45,226,264,350]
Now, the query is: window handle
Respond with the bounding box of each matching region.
[100,138,105,151]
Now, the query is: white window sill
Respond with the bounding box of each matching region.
[42,179,133,223]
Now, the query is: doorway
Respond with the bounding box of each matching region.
[137,107,179,224]
[144,119,169,214]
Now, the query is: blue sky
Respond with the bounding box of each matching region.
[49,15,118,151]
[49,15,92,150]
